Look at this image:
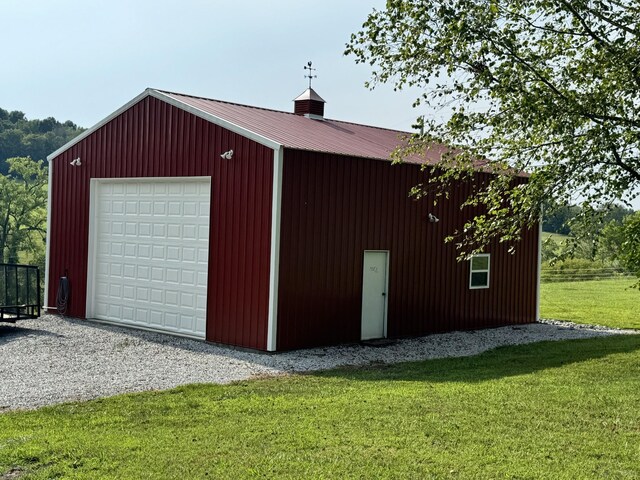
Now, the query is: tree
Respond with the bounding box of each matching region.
[542,205,580,235]
[618,212,640,287]
[0,157,48,267]
[598,219,626,264]
[0,109,83,174]
[346,1,639,259]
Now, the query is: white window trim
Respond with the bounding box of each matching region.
[469,253,490,289]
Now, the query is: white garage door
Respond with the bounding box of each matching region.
[88,178,211,338]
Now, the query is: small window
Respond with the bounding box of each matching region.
[469,254,490,289]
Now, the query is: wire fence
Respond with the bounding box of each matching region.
[541,266,635,282]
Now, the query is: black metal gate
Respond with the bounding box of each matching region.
[0,263,41,322]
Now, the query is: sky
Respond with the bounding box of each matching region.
[2,1,637,210]
[0,0,422,132]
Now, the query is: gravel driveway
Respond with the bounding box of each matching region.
[0,315,636,411]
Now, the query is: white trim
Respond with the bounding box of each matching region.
[469,253,491,289]
[150,91,281,150]
[88,317,206,341]
[536,219,542,321]
[361,250,390,340]
[47,89,282,162]
[47,90,153,161]
[382,250,390,338]
[85,178,99,319]
[87,175,211,184]
[43,158,53,312]
[266,147,284,351]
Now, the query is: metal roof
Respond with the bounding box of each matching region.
[48,87,450,165]
[156,89,446,164]
[293,87,326,103]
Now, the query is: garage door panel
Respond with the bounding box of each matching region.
[182,248,196,262]
[96,301,108,316]
[90,178,210,338]
[112,201,124,214]
[122,306,134,321]
[123,264,136,279]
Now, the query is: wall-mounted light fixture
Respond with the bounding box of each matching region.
[70,157,82,166]
[427,213,439,223]
[220,150,234,160]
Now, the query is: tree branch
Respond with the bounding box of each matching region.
[482,33,640,128]
[607,139,640,182]
[583,3,640,36]
[558,0,640,88]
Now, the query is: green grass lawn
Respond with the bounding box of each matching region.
[2,335,640,479]
[540,278,640,330]
[541,231,571,243]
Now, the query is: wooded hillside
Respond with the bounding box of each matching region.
[0,108,84,173]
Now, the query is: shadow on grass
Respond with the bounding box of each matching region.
[312,335,640,383]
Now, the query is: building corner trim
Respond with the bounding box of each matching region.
[536,217,542,322]
[43,158,54,311]
[266,147,284,351]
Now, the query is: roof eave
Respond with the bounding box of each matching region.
[152,90,282,151]
[47,89,153,161]
[47,88,283,162]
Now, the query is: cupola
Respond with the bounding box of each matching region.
[294,61,326,120]
[293,87,326,120]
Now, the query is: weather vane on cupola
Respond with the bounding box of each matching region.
[304,61,317,88]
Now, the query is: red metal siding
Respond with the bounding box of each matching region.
[276,149,539,350]
[47,96,273,350]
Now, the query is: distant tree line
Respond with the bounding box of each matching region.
[0,107,83,174]
[0,108,83,275]
[0,157,48,266]
[543,204,634,236]
[542,203,640,285]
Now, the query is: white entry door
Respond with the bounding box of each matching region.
[87,178,211,339]
[361,251,388,340]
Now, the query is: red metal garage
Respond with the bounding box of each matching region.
[45,87,540,351]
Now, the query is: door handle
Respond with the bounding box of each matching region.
[381,292,386,296]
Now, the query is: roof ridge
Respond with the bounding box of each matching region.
[154,88,306,117]
[327,117,410,136]
[153,88,412,135]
